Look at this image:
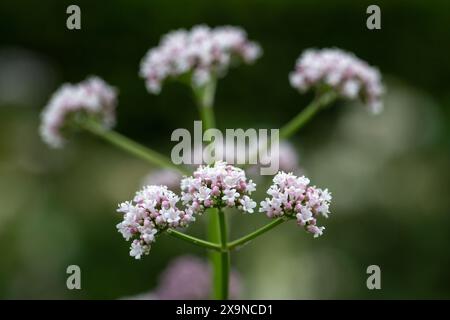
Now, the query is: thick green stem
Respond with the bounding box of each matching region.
[83,122,189,175]
[166,228,222,252]
[216,208,230,299]
[280,91,337,139]
[193,80,228,300]
[198,106,215,131]
[227,217,289,251]
[208,208,223,299]
[194,80,217,129]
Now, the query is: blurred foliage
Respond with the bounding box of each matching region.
[0,0,449,299]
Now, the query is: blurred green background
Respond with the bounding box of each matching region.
[1,0,450,299]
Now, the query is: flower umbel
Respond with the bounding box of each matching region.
[289,48,384,113]
[260,171,332,238]
[181,161,257,214]
[40,76,117,148]
[117,185,195,259]
[139,25,262,94]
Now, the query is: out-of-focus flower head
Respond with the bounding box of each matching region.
[155,255,241,299]
[116,185,195,259]
[181,161,257,214]
[142,169,182,191]
[289,48,384,113]
[40,76,117,148]
[139,25,262,94]
[278,141,302,173]
[260,172,332,238]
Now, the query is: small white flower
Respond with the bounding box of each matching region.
[117,201,133,213]
[141,227,158,244]
[222,188,240,204]
[162,208,181,224]
[307,225,325,238]
[259,200,270,213]
[116,221,135,241]
[239,196,257,213]
[296,207,313,225]
[130,240,148,260]
[246,180,256,194]
[196,186,212,202]
[181,192,193,204]
[320,189,332,202]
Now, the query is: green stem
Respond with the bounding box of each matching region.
[216,208,230,299]
[208,208,222,299]
[83,121,189,175]
[245,92,337,167]
[227,217,289,251]
[166,228,222,252]
[193,79,227,300]
[198,105,216,130]
[280,91,337,139]
[194,80,217,130]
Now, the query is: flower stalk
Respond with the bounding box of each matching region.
[280,91,337,139]
[166,228,223,252]
[193,83,230,300]
[83,121,189,175]
[193,79,217,130]
[227,217,289,251]
[216,208,230,299]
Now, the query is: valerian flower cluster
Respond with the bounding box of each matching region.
[260,172,332,238]
[139,25,261,93]
[116,185,195,259]
[289,48,384,113]
[116,162,332,258]
[180,160,257,214]
[40,76,117,148]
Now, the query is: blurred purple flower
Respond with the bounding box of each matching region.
[155,255,242,300]
[122,255,242,299]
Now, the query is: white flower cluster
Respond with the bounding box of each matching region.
[289,48,384,113]
[139,25,262,93]
[40,76,117,148]
[117,185,195,259]
[181,161,257,214]
[260,172,332,238]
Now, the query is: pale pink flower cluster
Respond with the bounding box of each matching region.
[181,161,257,214]
[116,185,195,259]
[289,48,384,113]
[139,25,262,93]
[260,172,332,238]
[40,76,117,148]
